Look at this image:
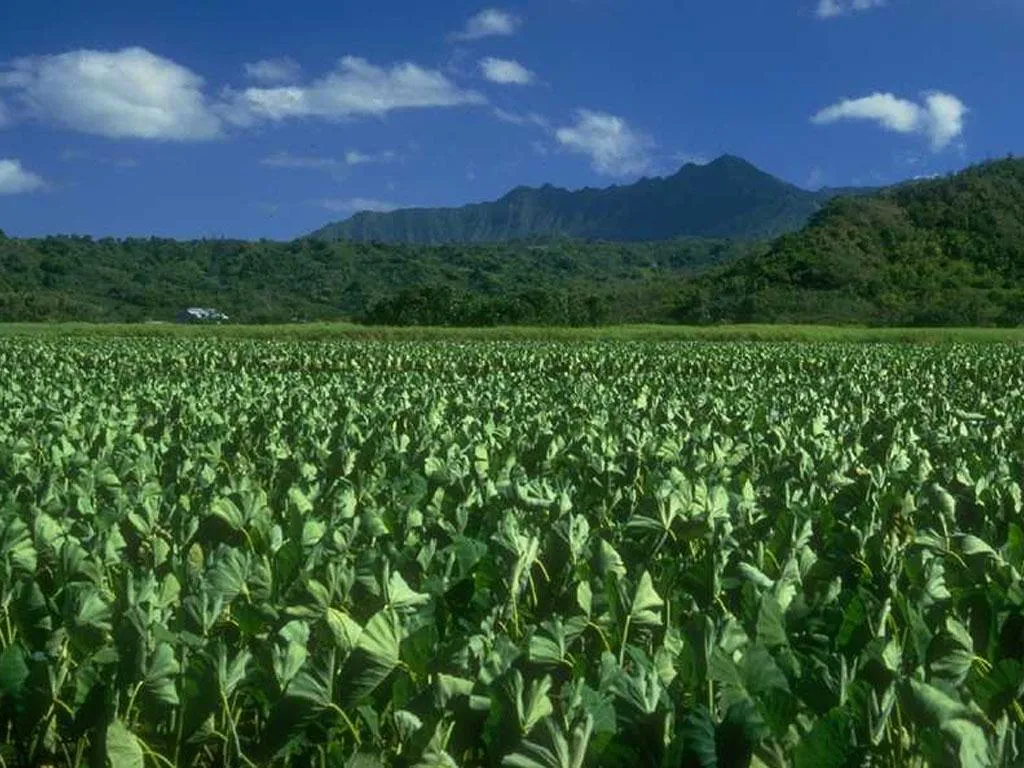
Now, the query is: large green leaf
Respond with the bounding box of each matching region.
[628,571,664,627]
[106,719,145,768]
[508,671,554,736]
[596,541,626,579]
[341,609,401,707]
[502,715,593,768]
[274,620,310,691]
[143,642,180,706]
[0,517,37,574]
[792,708,859,768]
[0,644,29,701]
[678,708,718,768]
[929,620,975,687]
[387,569,430,611]
[326,608,363,653]
[901,678,975,728]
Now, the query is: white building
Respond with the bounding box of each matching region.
[176,307,229,323]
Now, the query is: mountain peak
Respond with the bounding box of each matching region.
[709,153,752,166]
[311,155,864,244]
[665,154,772,182]
[704,154,769,174]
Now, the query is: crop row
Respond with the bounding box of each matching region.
[2,339,1024,767]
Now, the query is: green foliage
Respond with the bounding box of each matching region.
[676,158,1024,326]
[0,234,751,324]
[362,284,613,327]
[3,338,1024,766]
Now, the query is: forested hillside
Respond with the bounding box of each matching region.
[4,159,1023,327]
[674,157,1024,326]
[0,233,752,323]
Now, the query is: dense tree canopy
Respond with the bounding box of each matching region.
[675,158,1024,326]
[0,235,751,324]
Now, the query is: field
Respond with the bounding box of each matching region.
[2,336,1024,767]
[3,322,1024,344]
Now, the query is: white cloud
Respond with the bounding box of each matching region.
[493,108,549,127]
[0,47,222,140]
[262,152,340,169]
[812,91,967,150]
[244,57,302,84]
[555,109,654,176]
[670,151,709,167]
[813,92,919,132]
[452,9,522,41]
[816,0,885,18]
[223,56,484,124]
[320,197,400,214]
[345,149,396,165]
[480,57,534,85]
[923,92,967,150]
[0,158,45,194]
[261,148,397,169]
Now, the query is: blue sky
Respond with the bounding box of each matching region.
[0,0,1020,239]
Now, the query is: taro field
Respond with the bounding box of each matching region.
[3,338,1024,768]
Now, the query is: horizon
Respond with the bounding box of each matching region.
[2,151,1003,242]
[0,0,1020,240]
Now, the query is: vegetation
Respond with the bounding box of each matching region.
[0,232,751,324]
[675,157,1024,326]
[311,156,858,244]
[4,321,1024,344]
[3,157,1024,328]
[3,339,1024,766]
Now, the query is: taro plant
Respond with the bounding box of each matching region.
[2,338,1024,766]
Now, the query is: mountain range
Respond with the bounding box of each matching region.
[2,155,1022,327]
[312,155,868,243]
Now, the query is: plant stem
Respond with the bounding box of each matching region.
[618,615,631,666]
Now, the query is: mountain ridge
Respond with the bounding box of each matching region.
[673,156,1024,326]
[311,155,869,244]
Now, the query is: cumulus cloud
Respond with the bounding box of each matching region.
[480,57,534,85]
[923,92,968,150]
[223,56,484,124]
[452,9,522,40]
[0,47,222,140]
[555,109,654,176]
[812,91,967,150]
[816,0,885,18]
[320,197,400,214]
[244,57,302,84]
[0,158,45,194]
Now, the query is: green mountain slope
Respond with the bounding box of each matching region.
[312,155,857,243]
[674,157,1024,326]
[0,232,753,323]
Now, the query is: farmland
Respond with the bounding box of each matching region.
[2,338,1024,767]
